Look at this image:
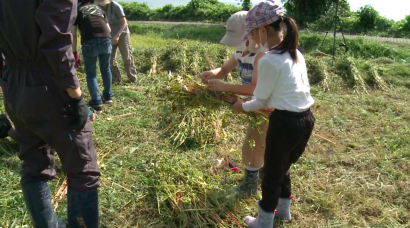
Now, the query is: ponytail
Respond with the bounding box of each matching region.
[269,16,299,62]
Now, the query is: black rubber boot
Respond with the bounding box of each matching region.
[67,188,99,228]
[230,168,259,196]
[21,181,66,228]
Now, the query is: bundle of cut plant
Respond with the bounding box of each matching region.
[153,72,266,146]
[154,71,335,146]
[157,72,270,118]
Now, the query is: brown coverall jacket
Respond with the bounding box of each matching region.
[0,0,100,191]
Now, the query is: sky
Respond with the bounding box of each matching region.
[125,0,409,21]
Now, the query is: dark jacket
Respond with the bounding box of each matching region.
[0,0,79,91]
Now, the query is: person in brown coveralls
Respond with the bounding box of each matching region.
[0,1,100,227]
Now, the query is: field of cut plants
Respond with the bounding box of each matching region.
[1,23,410,227]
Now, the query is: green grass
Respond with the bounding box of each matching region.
[128,22,225,43]
[1,24,410,227]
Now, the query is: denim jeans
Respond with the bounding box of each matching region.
[82,37,112,106]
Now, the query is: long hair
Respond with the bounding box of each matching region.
[268,16,299,62]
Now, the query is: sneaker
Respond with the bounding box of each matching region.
[91,105,103,114]
[88,101,103,114]
[103,97,113,104]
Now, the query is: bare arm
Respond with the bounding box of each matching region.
[70,26,78,52]
[213,54,238,79]
[113,16,127,40]
[200,54,238,84]
[107,22,111,33]
[222,53,266,95]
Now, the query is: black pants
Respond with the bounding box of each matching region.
[260,109,315,212]
[0,60,100,191]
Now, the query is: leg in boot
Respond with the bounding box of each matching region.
[68,188,99,228]
[275,197,291,222]
[236,122,267,195]
[275,171,292,222]
[245,200,275,228]
[234,167,259,195]
[21,181,59,228]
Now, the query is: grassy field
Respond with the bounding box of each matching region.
[1,23,410,227]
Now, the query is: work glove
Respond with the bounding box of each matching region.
[73,51,81,68]
[69,95,88,131]
[0,113,11,139]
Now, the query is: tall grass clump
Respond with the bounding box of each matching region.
[306,55,390,93]
[133,40,231,76]
[299,33,410,62]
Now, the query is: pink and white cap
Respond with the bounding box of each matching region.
[242,0,283,40]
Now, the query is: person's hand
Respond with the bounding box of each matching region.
[208,79,226,92]
[88,107,96,122]
[200,71,214,84]
[261,108,274,112]
[73,52,80,68]
[90,113,96,122]
[231,98,244,113]
[112,37,119,45]
[69,95,89,131]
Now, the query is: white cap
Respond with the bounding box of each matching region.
[220,11,248,47]
[95,0,111,5]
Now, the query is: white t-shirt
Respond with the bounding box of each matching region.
[243,50,314,113]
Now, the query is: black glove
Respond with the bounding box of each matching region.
[0,114,11,139]
[69,95,88,132]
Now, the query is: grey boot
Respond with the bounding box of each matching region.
[21,181,67,228]
[231,168,259,195]
[275,197,292,222]
[245,200,275,228]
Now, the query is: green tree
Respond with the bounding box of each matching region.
[281,0,350,27]
[400,15,410,32]
[355,5,394,32]
[242,0,252,10]
[356,5,379,31]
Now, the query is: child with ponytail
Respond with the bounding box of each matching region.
[231,1,315,227]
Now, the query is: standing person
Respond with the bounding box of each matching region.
[231,1,315,227]
[0,0,100,227]
[200,11,269,196]
[72,0,113,113]
[95,0,138,84]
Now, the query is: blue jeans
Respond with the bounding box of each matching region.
[82,37,112,106]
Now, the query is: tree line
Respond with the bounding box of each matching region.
[120,0,410,37]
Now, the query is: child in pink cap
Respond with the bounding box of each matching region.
[231,1,315,227]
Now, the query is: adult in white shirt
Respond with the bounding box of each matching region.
[231,1,315,227]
